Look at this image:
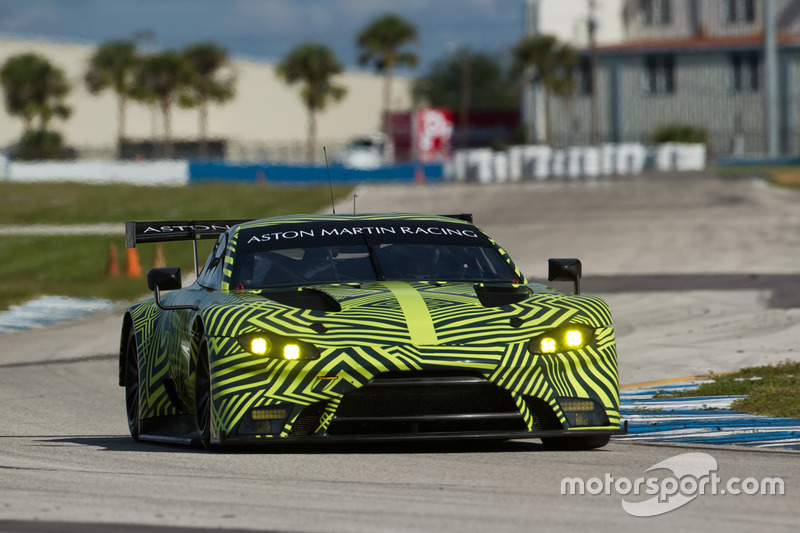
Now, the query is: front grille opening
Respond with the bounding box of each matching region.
[524,396,564,430]
[327,372,526,435]
[289,401,328,436]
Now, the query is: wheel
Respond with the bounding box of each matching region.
[541,435,610,451]
[194,336,214,450]
[124,329,141,441]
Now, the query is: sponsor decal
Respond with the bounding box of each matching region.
[143,224,236,234]
[244,225,480,244]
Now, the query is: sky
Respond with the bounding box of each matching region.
[0,0,619,74]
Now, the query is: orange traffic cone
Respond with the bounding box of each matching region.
[126,247,143,278]
[414,164,426,184]
[153,243,166,268]
[106,244,120,278]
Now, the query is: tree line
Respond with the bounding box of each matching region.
[0,11,579,161]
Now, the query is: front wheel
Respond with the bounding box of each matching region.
[194,337,214,450]
[541,435,610,451]
[124,329,141,441]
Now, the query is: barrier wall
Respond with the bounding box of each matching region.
[188,162,443,184]
[0,160,444,186]
[448,143,707,183]
[6,160,190,186]
[0,145,704,187]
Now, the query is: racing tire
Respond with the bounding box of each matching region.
[541,435,610,451]
[124,329,141,441]
[194,337,215,450]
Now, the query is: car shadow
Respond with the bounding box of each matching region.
[45,434,555,454]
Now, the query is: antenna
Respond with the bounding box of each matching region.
[353,194,358,214]
[323,146,335,214]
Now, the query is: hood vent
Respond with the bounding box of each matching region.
[474,285,530,308]
[263,289,341,312]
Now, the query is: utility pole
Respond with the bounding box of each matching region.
[763,0,779,156]
[588,0,599,145]
[459,48,472,150]
[522,0,542,143]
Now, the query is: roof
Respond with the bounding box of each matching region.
[586,33,800,56]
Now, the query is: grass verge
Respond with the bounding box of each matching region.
[0,181,350,311]
[655,360,800,419]
[0,181,349,224]
[0,235,212,308]
[714,165,800,189]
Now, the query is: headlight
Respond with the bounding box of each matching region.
[529,324,595,354]
[238,332,320,360]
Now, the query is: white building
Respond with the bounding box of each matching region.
[0,35,412,162]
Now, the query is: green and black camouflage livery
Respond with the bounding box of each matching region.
[120,214,623,448]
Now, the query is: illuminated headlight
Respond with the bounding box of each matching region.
[529,324,595,354]
[238,332,320,361]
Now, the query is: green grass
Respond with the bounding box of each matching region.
[0,181,348,224]
[655,360,800,419]
[714,165,800,189]
[0,181,350,310]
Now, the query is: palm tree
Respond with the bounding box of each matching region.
[356,13,418,143]
[181,42,236,158]
[84,40,139,155]
[511,34,577,145]
[276,43,347,162]
[0,52,71,131]
[134,50,193,158]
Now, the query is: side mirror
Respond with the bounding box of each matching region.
[548,258,582,295]
[147,267,182,291]
[146,267,198,311]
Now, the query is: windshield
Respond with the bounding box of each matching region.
[231,243,517,288]
[229,219,520,289]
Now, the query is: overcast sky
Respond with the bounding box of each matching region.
[0,0,541,73]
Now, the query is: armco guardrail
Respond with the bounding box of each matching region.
[447,143,707,183]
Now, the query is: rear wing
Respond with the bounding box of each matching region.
[124,214,473,275]
[126,220,251,276]
[125,220,251,249]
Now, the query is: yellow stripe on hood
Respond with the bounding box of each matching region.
[383,281,439,346]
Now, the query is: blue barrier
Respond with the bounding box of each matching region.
[715,156,800,167]
[189,162,444,184]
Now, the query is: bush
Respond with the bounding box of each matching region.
[652,123,707,144]
[15,128,68,160]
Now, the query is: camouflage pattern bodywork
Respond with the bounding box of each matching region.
[120,214,621,446]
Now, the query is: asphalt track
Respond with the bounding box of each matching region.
[1,172,799,532]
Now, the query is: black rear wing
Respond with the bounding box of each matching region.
[125,220,251,249]
[125,215,473,276]
[126,216,472,248]
[126,220,251,276]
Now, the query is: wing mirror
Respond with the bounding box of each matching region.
[547,258,582,295]
[147,267,198,311]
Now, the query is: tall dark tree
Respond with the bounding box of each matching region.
[412,49,517,110]
[84,40,139,154]
[511,34,577,144]
[356,13,418,142]
[1,53,71,159]
[181,42,236,158]
[0,52,71,131]
[276,43,347,162]
[134,50,193,158]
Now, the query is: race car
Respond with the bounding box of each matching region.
[120,213,624,450]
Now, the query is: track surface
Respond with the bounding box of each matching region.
[1,172,799,532]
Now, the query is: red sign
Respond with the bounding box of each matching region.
[415,108,454,162]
